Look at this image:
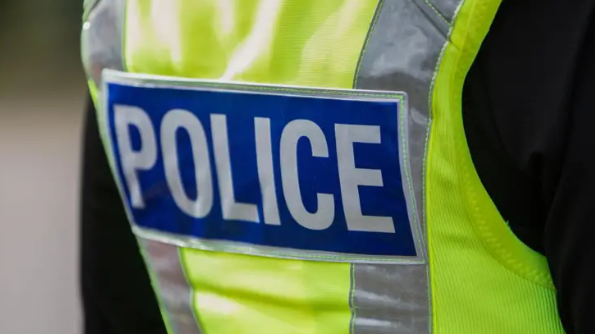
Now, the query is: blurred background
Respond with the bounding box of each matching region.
[0,0,85,333]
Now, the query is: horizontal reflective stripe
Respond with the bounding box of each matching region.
[101,70,423,263]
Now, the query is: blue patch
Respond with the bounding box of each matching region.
[104,78,418,259]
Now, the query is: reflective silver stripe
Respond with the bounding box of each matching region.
[352,264,429,333]
[352,0,463,332]
[131,222,423,265]
[411,0,450,34]
[143,239,204,334]
[83,0,100,17]
[81,0,126,92]
[356,0,453,238]
[427,0,460,23]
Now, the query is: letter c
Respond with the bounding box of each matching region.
[280,120,334,230]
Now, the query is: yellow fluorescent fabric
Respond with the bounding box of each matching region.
[123,1,379,333]
[182,250,352,334]
[427,0,565,332]
[125,0,378,89]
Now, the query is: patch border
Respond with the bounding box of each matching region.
[100,69,425,264]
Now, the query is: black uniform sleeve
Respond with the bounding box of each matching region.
[542,18,595,334]
[80,99,167,334]
[463,0,595,333]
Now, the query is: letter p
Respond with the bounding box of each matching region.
[114,105,157,209]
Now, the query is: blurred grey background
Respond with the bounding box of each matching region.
[0,1,85,333]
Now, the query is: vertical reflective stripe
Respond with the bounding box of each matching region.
[353,0,463,333]
[81,0,126,100]
[83,0,100,17]
[144,239,204,334]
[82,0,127,171]
[411,0,449,34]
[427,0,460,22]
[352,264,429,333]
[355,0,451,229]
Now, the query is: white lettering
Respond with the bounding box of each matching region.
[336,124,395,233]
[280,120,334,230]
[255,117,281,225]
[114,105,157,209]
[211,114,260,223]
[161,109,214,218]
[115,103,399,235]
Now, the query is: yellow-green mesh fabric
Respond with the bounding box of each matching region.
[427,0,565,332]
[124,0,378,89]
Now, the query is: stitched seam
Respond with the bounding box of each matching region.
[121,0,128,73]
[349,264,356,334]
[399,98,424,258]
[178,248,206,333]
[423,0,450,26]
[465,154,555,289]
[134,226,421,263]
[451,2,555,290]
[425,37,451,334]
[152,82,403,99]
[352,0,385,88]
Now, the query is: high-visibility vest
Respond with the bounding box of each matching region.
[81,0,565,333]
